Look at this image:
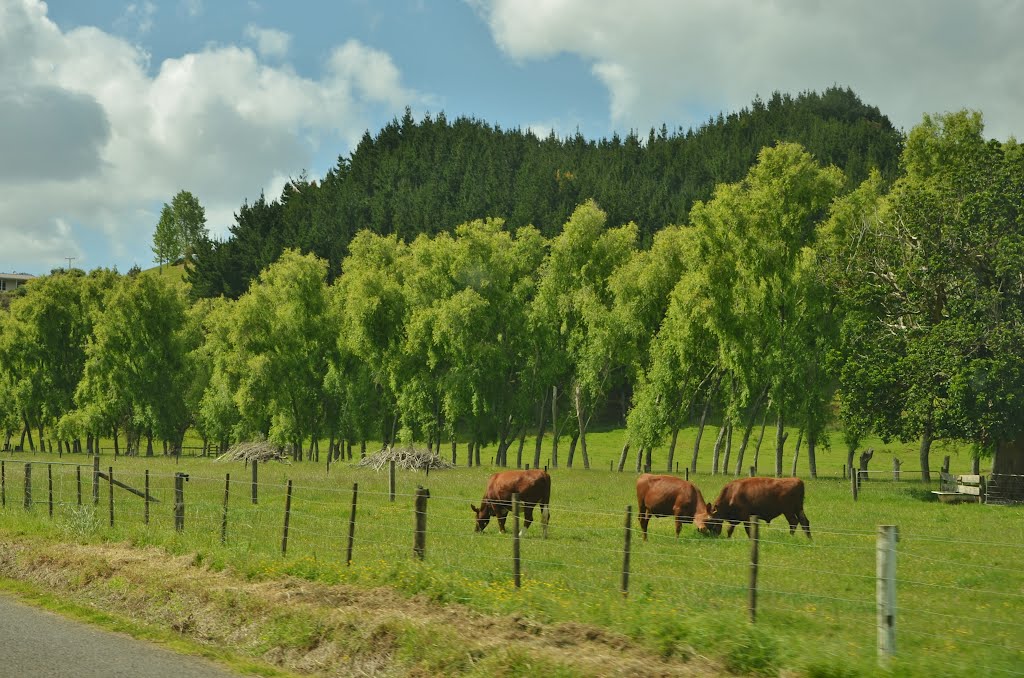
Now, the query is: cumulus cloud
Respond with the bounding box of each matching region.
[0,0,421,273]
[473,0,1024,140]
[244,24,291,60]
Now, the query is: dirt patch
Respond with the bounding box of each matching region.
[0,536,719,677]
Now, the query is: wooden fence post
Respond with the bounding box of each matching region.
[92,456,100,505]
[251,460,258,505]
[621,505,632,597]
[221,473,230,545]
[24,462,31,510]
[893,458,901,482]
[877,525,898,666]
[108,466,115,527]
[144,470,149,525]
[413,486,429,560]
[281,479,293,556]
[76,465,82,506]
[174,472,187,532]
[851,468,859,501]
[389,460,396,502]
[512,492,521,589]
[47,465,53,518]
[685,467,689,482]
[748,515,760,623]
[346,483,358,566]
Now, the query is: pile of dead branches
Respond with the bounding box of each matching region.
[217,440,291,464]
[357,445,454,472]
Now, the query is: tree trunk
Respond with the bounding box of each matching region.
[711,423,727,474]
[113,427,120,456]
[635,441,643,473]
[467,440,474,467]
[993,437,1024,475]
[733,386,768,476]
[474,441,481,466]
[807,432,817,479]
[644,447,653,473]
[846,443,856,478]
[666,425,680,472]
[534,392,548,469]
[691,378,719,473]
[26,419,35,451]
[751,407,770,475]
[617,439,630,472]
[774,411,786,477]
[515,432,526,469]
[451,439,457,465]
[791,430,803,477]
[723,423,733,474]
[360,440,366,459]
[919,411,934,482]
[566,433,579,468]
[550,385,559,469]
[573,382,590,469]
[146,434,154,457]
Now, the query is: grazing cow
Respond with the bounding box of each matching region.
[704,477,811,538]
[636,473,711,541]
[471,469,551,538]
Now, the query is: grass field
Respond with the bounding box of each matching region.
[1,427,1021,677]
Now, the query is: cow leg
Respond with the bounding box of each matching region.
[798,510,811,539]
[541,504,550,539]
[521,505,535,536]
[639,511,650,541]
[726,520,737,538]
[497,507,508,533]
[786,513,798,535]
[674,513,684,538]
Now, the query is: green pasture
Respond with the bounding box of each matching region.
[1,428,1021,677]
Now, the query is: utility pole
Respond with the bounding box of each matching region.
[65,256,75,270]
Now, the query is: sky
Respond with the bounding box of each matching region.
[3,0,1023,276]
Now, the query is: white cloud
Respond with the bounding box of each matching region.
[0,0,421,274]
[180,0,203,19]
[244,24,291,60]
[473,0,1024,141]
[115,2,157,37]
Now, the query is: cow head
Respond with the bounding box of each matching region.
[696,502,723,536]
[470,502,493,532]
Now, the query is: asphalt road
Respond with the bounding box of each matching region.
[0,594,242,678]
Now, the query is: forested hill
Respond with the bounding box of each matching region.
[189,86,903,298]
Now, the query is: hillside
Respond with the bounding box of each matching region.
[188,86,904,299]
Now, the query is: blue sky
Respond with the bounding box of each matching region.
[3,0,1023,275]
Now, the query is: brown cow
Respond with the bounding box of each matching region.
[471,469,551,538]
[704,477,811,538]
[636,473,711,541]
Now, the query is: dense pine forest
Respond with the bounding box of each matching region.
[188,87,903,298]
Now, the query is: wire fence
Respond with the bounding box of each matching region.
[1,457,1022,676]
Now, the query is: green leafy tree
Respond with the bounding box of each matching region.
[534,200,637,468]
[156,190,208,270]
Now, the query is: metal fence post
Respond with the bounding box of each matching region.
[748,515,760,623]
[621,505,632,597]
[174,472,188,532]
[413,486,429,560]
[346,483,358,566]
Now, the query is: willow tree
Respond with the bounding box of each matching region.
[690,143,844,477]
[230,249,336,459]
[533,200,637,468]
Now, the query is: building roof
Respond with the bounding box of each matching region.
[0,273,35,281]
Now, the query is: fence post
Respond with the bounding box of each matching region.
[512,492,521,589]
[877,525,898,666]
[748,515,760,623]
[685,467,689,482]
[842,463,846,480]
[281,479,293,556]
[251,460,258,505]
[1,460,5,507]
[413,486,429,560]
[47,465,54,518]
[749,465,755,478]
[893,458,901,482]
[144,469,149,525]
[621,505,632,597]
[76,465,82,506]
[108,466,115,527]
[221,473,230,545]
[389,460,396,502]
[346,483,358,566]
[24,463,31,510]
[92,456,100,505]
[174,472,187,532]
[851,468,859,501]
